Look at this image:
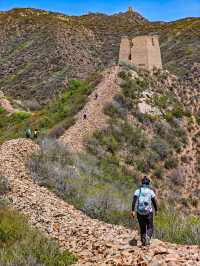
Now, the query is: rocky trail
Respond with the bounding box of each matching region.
[59,66,120,152]
[0,138,200,266]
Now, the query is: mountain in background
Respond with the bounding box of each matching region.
[0,8,199,106]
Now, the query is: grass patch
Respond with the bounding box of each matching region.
[155,205,200,245]
[0,207,76,266]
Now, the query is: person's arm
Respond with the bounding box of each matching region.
[131,195,138,219]
[151,189,158,214]
[151,197,158,213]
[132,195,137,211]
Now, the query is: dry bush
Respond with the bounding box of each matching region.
[168,168,185,186]
[0,176,11,196]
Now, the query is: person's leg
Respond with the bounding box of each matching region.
[137,213,147,245]
[146,212,154,239]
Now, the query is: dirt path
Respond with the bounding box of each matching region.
[0,138,200,266]
[59,66,120,152]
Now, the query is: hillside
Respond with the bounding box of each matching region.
[27,64,200,230]
[0,8,199,106]
[0,8,102,106]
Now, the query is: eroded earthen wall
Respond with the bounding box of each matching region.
[147,36,162,70]
[131,36,149,69]
[131,35,162,71]
[119,36,131,64]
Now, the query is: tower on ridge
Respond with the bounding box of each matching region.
[119,36,131,64]
[128,6,134,12]
[119,35,162,71]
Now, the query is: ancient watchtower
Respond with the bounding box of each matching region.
[119,35,162,71]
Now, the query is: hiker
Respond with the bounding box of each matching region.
[131,176,158,246]
[94,93,98,100]
[83,114,87,120]
[25,128,32,139]
[33,129,39,139]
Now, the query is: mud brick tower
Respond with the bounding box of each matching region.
[119,35,162,71]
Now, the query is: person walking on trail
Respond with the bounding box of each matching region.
[131,176,158,246]
[25,128,32,139]
[33,129,39,139]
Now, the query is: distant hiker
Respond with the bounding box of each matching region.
[131,176,158,246]
[83,114,87,120]
[94,93,98,100]
[107,144,114,154]
[25,128,32,139]
[33,129,39,139]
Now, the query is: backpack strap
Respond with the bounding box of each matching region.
[138,187,141,198]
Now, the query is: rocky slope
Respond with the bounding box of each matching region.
[1,138,200,265]
[0,8,199,105]
[60,66,120,152]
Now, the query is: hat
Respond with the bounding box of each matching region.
[142,176,150,185]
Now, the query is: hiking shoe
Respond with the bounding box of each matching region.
[145,236,150,246]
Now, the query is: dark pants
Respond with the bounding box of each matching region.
[137,212,153,244]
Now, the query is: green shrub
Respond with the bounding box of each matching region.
[103,102,127,119]
[181,197,189,208]
[137,112,156,125]
[151,138,171,160]
[0,176,10,195]
[195,114,200,125]
[0,107,5,114]
[152,94,169,111]
[171,104,185,118]
[189,196,198,208]
[12,111,31,122]
[136,150,160,173]
[123,124,147,153]
[164,111,174,123]
[0,208,76,266]
[118,61,137,71]
[164,157,178,169]
[118,71,129,80]
[121,79,143,101]
[155,206,200,245]
[153,166,164,179]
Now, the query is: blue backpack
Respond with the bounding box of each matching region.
[137,187,152,215]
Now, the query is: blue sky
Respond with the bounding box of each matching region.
[0,0,199,21]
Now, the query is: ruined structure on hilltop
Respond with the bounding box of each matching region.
[119,35,162,71]
[128,6,134,12]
